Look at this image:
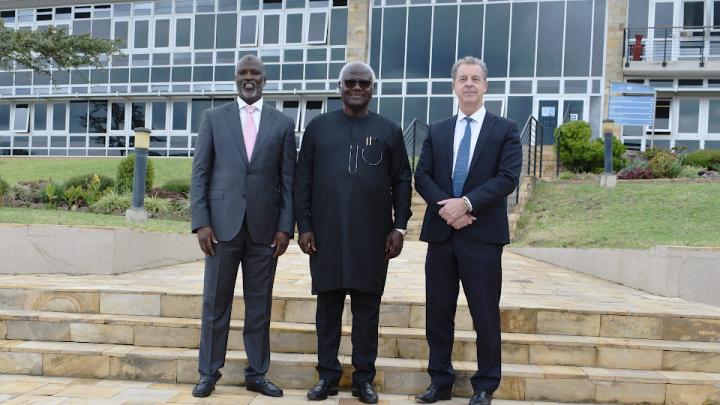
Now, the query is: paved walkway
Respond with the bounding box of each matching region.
[0,374,585,405]
[1,241,719,318]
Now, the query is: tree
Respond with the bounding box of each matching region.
[0,21,122,76]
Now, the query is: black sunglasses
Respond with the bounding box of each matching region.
[343,79,373,90]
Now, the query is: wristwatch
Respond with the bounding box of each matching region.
[394,229,407,238]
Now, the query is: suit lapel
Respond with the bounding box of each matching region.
[223,102,249,166]
[468,112,497,173]
[249,105,278,166]
[445,115,458,177]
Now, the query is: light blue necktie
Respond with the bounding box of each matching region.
[452,117,473,197]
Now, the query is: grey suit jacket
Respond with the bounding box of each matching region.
[191,101,296,244]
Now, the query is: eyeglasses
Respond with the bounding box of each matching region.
[343,79,373,90]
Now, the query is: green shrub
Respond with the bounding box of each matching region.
[41,181,64,206]
[554,120,625,173]
[558,171,575,180]
[649,150,683,178]
[679,165,704,178]
[160,178,191,194]
[64,173,114,193]
[90,191,131,214]
[682,149,720,171]
[116,154,155,194]
[618,159,654,179]
[144,196,173,217]
[173,198,192,220]
[0,177,8,206]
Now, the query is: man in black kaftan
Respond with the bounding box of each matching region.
[295,62,412,404]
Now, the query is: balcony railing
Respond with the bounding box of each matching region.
[624,26,720,67]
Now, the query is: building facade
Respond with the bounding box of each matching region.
[0,0,717,157]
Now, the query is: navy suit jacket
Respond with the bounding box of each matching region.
[414,111,522,245]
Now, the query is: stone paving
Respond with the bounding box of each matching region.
[0,374,588,404]
[0,241,719,319]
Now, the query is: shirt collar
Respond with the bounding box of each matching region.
[457,105,486,124]
[237,97,264,113]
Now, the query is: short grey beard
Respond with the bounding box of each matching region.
[241,87,259,100]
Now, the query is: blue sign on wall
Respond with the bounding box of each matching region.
[608,96,655,126]
[610,82,655,94]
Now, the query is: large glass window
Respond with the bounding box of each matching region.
[432,6,457,78]
[155,20,170,47]
[152,102,166,130]
[655,99,670,130]
[132,102,146,129]
[510,2,537,77]
[92,19,111,39]
[286,13,303,44]
[195,15,215,49]
[88,101,107,133]
[627,0,649,35]
[678,99,699,133]
[0,105,9,131]
[53,104,66,131]
[329,8,347,45]
[382,8,406,79]
[191,100,212,133]
[303,101,323,130]
[592,0,606,76]
[176,18,191,47]
[263,14,280,45]
[406,7,431,79]
[13,104,30,132]
[564,0,593,77]
[683,1,704,27]
[307,12,328,43]
[111,102,125,131]
[485,4,510,78]
[458,5,483,65]
[709,100,720,133]
[69,101,88,133]
[134,20,149,48]
[240,15,258,45]
[34,104,47,131]
[282,101,299,130]
[173,102,188,130]
[536,1,565,77]
[216,14,237,48]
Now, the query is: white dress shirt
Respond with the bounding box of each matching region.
[452,105,486,212]
[236,97,263,130]
[452,105,486,176]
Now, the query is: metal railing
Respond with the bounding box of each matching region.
[508,115,543,210]
[624,26,720,67]
[403,118,429,173]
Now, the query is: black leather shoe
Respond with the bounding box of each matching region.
[307,379,340,400]
[415,384,453,403]
[469,391,492,405]
[352,382,379,404]
[192,372,222,397]
[246,377,284,397]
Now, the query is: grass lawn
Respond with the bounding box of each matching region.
[0,207,189,234]
[0,157,192,186]
[512,181,720,249]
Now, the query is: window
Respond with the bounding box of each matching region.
[155,0,172,15]
[13,104,30,132]
[69,101,88,133]
[134,20,149,49]
[37,8,53,21]
[191,100,212,133]
[683,1,704,27]
[654,99,670,130]
[709,100,720,133]
[714,0,720,27]
[195,14,215,49]
[239,16,258,45]
[92,19,111,39]
[216,14,237,48]
[0,105,9,130]
[286,14,303,44]
[176,18,191,47]
[111,102,125,131]
[263,14,280,45]
[173,102,188,130]
[53,104,66,131]
[132,102,146,129]
[88,101,107,133]
[152,102,166,130]
[303,101,323,130]
[114,21,128,48]
[678,99,699,133]
[282,101,300,130]
[34,104,47,131]
[307,12,328,43]
[155,20,170,47]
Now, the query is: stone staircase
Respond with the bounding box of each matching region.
[1,262,720,404]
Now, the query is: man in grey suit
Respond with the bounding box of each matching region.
[190,55,296,398]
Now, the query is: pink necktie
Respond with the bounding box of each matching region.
[243,105,258,159]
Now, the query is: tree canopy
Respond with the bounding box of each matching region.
[0,21,122,76]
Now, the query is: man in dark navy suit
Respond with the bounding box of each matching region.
[414,56,522,405]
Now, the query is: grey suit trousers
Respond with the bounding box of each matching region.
[198,223,277,379]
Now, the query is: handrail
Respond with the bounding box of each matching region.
[623,25,720,68]
[403,118,429,173]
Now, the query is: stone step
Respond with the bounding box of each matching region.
[1,339,718,403]
[2,287,720,342]
[2,309,720,374]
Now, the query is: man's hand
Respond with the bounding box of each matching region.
[449,213,477,230]
[271,232,290,258]
[438,198,469,224]
[384,230,404,261]
[298,232,317,256]
[197,226,218,256]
